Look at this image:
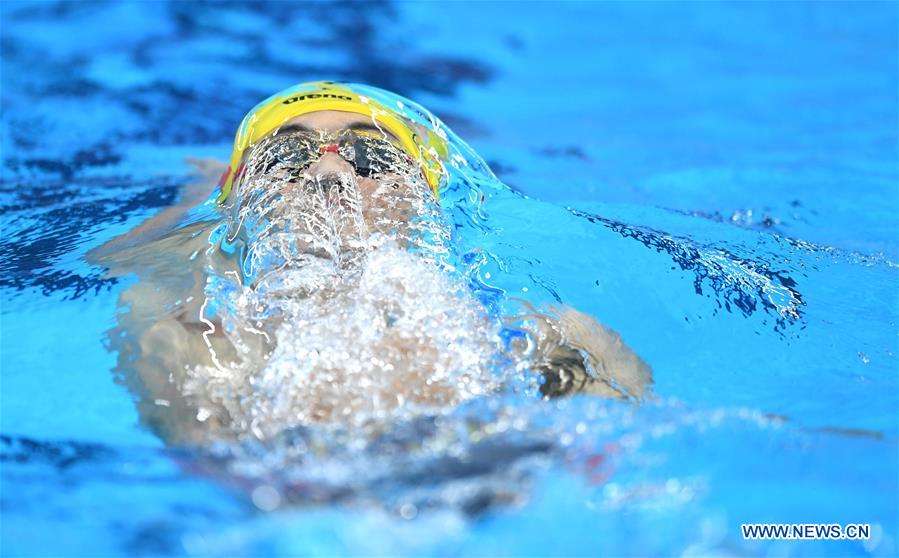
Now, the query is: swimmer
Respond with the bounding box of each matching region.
[89,82,651,445]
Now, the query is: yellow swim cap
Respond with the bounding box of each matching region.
[218,81,448,202]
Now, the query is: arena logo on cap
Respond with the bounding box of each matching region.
[283,93,353,105]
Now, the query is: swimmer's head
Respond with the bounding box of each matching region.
[231,110,448,279]
[218,81,449,203]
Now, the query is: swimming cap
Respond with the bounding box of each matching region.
[219,81,448,202]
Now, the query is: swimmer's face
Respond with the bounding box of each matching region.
[235,110,435,247]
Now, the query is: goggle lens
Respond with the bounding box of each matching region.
[258,130,412,181]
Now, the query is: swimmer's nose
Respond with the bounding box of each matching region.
[305,151,355,179]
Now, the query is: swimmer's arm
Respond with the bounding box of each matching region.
[510,304,653,401]
[87,158,226,262]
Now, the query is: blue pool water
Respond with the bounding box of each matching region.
[1,1,897,556]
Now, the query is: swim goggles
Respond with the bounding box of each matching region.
[219,81,448,202]
[252,129,414,183]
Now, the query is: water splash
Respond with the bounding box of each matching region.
[183,130,506,441]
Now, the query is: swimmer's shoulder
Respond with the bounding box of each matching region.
[87,158,226,265]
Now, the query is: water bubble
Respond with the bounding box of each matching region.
[251,484,281,511]
[398,503,417,519]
